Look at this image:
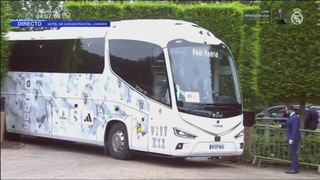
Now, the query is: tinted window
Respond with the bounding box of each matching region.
[109,40,171,106]
[9,38,104,73]
[9,40,57,72]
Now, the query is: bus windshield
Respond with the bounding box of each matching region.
[168,39,241,117]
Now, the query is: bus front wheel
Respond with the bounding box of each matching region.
[107,123,132,160]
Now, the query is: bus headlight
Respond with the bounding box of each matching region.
[234,130,244,139]
[173,128,197,139]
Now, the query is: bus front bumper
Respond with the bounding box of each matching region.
[172,141,243,157]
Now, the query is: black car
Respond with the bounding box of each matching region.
[256,105,320,128]
[255,105,300,122]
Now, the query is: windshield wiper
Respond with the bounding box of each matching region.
[178,106,212,117]
[177,107,193,113]
[189,103,214,111]
[188,103,241,111]
[212,104,240,110]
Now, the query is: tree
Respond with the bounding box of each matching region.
[9,0,69,31]
[1,1,11,87]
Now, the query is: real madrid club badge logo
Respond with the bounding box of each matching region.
[291,8,303,25]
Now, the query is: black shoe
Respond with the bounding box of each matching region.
[285,170,299,174]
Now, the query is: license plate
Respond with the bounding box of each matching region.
[209,144,224,150]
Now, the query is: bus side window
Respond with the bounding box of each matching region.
[77,38,104,73]
[9,40,56,72]
[109,40,171,107]
[153,73,169,104]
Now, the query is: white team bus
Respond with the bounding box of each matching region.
[1,19,244,160]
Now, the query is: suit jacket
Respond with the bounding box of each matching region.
[283,113,301,141]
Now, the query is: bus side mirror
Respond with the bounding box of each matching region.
[243,111,256,127]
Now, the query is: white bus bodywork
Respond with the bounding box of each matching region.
[1,19,244,159]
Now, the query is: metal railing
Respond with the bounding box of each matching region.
[249,124,320,174]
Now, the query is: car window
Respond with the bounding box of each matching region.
[256,105,304,120]
[268,107,285,118]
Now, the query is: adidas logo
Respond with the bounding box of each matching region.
[84,113,92,123]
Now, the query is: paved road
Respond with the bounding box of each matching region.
[1,137,319,179]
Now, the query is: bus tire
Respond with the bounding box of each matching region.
[107,123,132,160]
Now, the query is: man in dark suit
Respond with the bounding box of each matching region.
[280,105,301,174]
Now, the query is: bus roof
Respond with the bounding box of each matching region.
[6,27,108,40]
[6,19,222,46]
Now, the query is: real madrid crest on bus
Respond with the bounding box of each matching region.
[291,8,303,25]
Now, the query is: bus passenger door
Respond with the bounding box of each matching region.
[147,72,171,155]
[129,107,149,152]
[148,105,172,155]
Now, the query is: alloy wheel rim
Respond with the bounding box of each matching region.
[111,130,125,152]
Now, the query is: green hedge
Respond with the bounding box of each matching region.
[238,7,260,109]
[257,1,320,105]
[122,2,183,19]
